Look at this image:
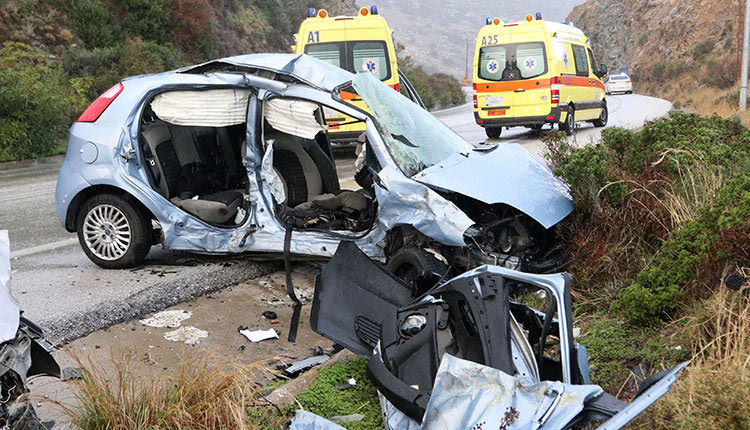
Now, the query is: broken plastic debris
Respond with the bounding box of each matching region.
[239,328,278,343]
[284,355,330,375]
[164,326,208,345]
[139,310,192,328]
[330,414,365,423]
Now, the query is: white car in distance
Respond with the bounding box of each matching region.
[605,73,633,94]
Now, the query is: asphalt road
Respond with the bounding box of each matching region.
[434,93,673,157]
[0,93,671,343]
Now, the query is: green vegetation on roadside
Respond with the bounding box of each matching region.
[396,43,465,111]
[0,0,356,162]
[546,111,749,427]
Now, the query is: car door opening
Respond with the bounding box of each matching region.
[261,97,375,233]
[138,88,251,226]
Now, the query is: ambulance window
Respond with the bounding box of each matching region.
[352,41,391,81]
[587,48,599,76]
[479,42,547,81]
[479,45,507,81]
[571,45,589,77]
[305,43,343,68]
[517,43,546,79]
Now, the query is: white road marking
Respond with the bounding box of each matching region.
[10,238,78,259]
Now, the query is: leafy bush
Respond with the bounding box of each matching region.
[650,61,689,81]
[0,42,74,160]
[68,0,124,49]
[403,66,464,110]
[124,0,172,44]
[548,111,750,325]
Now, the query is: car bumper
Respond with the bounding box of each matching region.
[475,107,561,127]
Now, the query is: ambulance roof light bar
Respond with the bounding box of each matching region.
[308,8,316,17]
[371,5,379,14]
[536,12,543,20]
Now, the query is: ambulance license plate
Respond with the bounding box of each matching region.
[485,96,504,107]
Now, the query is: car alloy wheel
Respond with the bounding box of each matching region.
[82,204,132,261]
[76,194,151,269]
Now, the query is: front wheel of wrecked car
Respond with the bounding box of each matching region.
[386,247,449,297]
[76,194,151,269]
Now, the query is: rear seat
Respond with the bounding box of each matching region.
[140,121,246,225]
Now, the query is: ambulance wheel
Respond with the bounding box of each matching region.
[530,124,543,131]
[485,127,502,139]
[559,107,574,136]
[593,104,608,127]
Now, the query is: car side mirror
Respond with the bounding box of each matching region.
[596,64,608,78]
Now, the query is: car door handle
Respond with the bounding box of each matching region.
[514,89,525,93]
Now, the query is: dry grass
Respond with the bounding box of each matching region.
[654,151,724,227]
[60,352,286,430]
[642,269,750,429]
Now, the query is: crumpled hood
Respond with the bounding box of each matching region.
[412,143,574,229]
[0,230,20,343]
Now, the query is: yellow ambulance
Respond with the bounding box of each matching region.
[292,6,401,143]
[472,14,608,138]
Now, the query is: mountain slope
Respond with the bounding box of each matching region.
[356,0,585,77]
[568,0,738,90]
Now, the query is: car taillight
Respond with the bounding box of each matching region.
[77,82,123,123]
[550,77,560,104]
[472,83,478,108]
[626,80,632,83]
[393,83,400,92]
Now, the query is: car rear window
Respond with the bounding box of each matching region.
[305,40,391,81]
[611,75,629,81]
[478,42,547,81]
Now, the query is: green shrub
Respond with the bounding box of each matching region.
[691,39,715,60]
[68,0,125,49]
[550,111,750,325]
[0,42,74,161]
[124,0,172,43]
[403,66,464,110]
[651,61,689,81]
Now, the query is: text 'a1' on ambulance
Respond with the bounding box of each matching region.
[292,5,401,144]
[472,13,609,138]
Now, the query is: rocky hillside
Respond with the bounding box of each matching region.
[568,0,739,90]
[356,0,585,78]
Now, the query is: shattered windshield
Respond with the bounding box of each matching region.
[351,73,474,177]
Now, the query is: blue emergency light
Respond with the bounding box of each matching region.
[536,12,543,20]
[308,8,316,17]
[371,5,379,14]
[486,17,492,25]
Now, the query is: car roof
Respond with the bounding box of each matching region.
[178,53,354,92]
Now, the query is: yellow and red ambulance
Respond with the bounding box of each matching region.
[292,6,401,143]
[472,14,608,138]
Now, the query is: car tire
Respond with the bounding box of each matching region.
[593,103,608,127]
[485,127,502,139]
[76,194,151,269]
[386,247,449,297]
[559,106,574,136]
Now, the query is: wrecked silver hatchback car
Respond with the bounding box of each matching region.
[56,54,572,285]
[308,242,686,429]
[1,231,60,429]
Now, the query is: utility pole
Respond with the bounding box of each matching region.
[740,0,750,110]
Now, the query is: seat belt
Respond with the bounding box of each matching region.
[284,226,302,342]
